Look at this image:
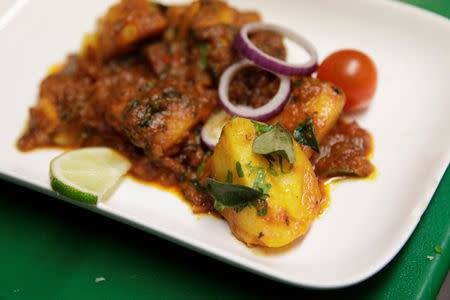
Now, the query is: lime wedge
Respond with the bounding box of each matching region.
[49,147,131,204]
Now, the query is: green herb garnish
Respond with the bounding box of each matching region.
[292,116,320,153]
[226,170,233,183]
[207,178,267,215]
[253,170,271,197]
[236,161,244,177]
[130,99,141,109]
[245,162,263,176]
[196,42,208,69]
[251,120,274,135]
[253,122,296,164]
[141,117,150,128]
[196,161,206,175]
[295,79,304,87]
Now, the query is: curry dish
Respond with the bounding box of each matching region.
[18,0,374,247]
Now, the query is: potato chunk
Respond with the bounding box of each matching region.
[83,0,167,61]
[270,76,345,158]
[210,118,321,247]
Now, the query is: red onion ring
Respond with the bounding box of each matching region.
[235,22,318,75]
[218,59,291,121]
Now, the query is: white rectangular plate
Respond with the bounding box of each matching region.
[0,0,449,288]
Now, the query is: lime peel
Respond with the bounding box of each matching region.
[49,147,131,204]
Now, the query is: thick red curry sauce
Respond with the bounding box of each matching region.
[17,0,373,214]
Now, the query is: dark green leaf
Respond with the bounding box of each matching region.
[207,178,266,214]
[253,123,296,164]
[292,117,320,153]
[295,79,304,87]
[236,161,244,177]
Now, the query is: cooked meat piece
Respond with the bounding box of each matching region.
[84,0,168,61]
[311,119,374,178]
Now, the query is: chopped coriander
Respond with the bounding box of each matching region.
[141,118,150,128]
[196,161,206,175]
[130,99,141,109]
[226,170,233,183]
[236,161,244,177]
[246,162,263,176]
[196,42,209,69]
[295,79,304,87]
[292,116,320,153]
[253,170,271,197]
[251,120,274,135]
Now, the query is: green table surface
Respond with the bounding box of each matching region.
[1,1,449,299]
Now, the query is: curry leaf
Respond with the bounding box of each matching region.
[292,117,320,153]
[253,122,296,164]
[207,178,267,215]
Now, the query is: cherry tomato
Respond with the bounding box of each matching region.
[317,49,377,113]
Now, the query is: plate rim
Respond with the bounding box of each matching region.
[1,0,450,289]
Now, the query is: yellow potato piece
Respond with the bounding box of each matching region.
[270,76,346,158]
[210,117,322,247]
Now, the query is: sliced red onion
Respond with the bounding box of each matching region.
[201,110,231,149]
[235,22,318,75]
[218,59,291,122]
